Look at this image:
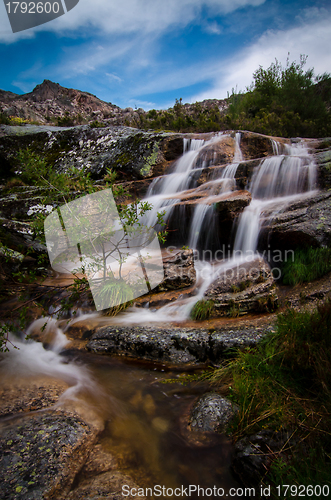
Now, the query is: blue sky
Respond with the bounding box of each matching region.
[0,0,330,110]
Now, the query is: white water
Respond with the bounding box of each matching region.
[188,132,243,249]
[2,318,102,405]
[142,133,228,230]
[234,140,317,254]
[0,134,319,409]
[107,136,317,324]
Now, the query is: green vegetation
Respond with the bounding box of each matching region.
[207,300,331,494]
[227,55,331,138]
[0,148,167,329]
[281,247,331,285]
[15,147,97,197]
[0,112,10,125]
[190,299,215,320]
[133,56,331,138]
[57,112,85,126]
[96,280,134,316]
[130,98,225,133]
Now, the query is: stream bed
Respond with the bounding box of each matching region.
[0,320,242,499]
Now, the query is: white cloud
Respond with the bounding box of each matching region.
[204,22,223,35]
[191,7,331,101]
[106,73,122,83]
[0,0,265,42]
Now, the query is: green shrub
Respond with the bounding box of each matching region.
[95,279,134,316]
[0,112,10,125]
[281,247,331,285]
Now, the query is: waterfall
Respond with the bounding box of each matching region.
[86,134,318,325]
[233,140,317,254]
[188,132,243,249]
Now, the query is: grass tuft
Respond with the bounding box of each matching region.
[281,247,331,285]
[190,299,215,321]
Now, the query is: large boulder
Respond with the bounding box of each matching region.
[0,411,100,500]
[262,190,331,249]
[204,257,278,316]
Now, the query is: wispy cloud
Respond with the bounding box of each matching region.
[204,22,223,35]
[106,73,122,83]
[0,0,265,43]
[191,7,331,102]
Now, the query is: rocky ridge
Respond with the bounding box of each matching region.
[0,79,228,129]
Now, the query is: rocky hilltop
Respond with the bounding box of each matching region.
[0,80,228,129]
[0,80,124,126]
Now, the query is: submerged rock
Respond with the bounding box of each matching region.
[67,444,147,500]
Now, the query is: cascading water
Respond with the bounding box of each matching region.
[188,132,243,249]
[113,135,317,324]
[233,140,317,254]
[1,132,319,498]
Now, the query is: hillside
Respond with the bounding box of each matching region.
[0,79,228,130]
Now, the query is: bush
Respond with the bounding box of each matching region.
[226,56,331,138]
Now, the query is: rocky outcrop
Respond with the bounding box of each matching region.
[0,80,122,126]
[0,125,184,182]
[262,190,331,249]
[86,324,275,363]
[0,80,228,130]
[204,257,278,316]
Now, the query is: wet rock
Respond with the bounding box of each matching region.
[215,191,252,220]
[264,190,331,249]
[67,444,147,500]
[240,132,274,160]
[189,393,239,433]
[154,249,196,292]
[0,410,100,500]
[205,257,278,316]
[86,324,275,363]
[315,145,331,189]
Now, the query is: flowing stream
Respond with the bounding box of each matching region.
[0,131,318,496]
